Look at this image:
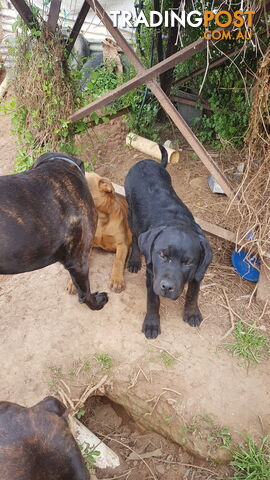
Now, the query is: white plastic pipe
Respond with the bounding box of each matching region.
[72,417,120,469]
[126,132,180,164]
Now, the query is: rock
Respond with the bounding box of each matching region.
[156,463,166,474]
[164,140,174,149]
[208,174,225,194]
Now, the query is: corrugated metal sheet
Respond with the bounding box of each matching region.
[0,0,135,67]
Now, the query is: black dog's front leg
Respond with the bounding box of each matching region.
[127,234,141,273]
[183,279,202,327]
[142,267,161,339]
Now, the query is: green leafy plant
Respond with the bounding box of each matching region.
[208,426,232,449]
[95,353,113,371]
[230,435,270,480]
[80,443,100,473]
[4,21,85,171]
[222,321,269,366]
[164,416,173,422]
[76,409,86,420]
[48,365,64,388]
[160,351,175,367]
[81,358,91,372]
[49,365,64,378]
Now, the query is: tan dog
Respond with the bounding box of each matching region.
[86,172,132,292]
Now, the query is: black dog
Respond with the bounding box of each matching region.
[0,396,90,480]
[125,146,212,339]
[0,152,108,310]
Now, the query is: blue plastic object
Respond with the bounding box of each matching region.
[231,249,260,282]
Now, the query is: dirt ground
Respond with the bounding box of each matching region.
[81,395,232,480]
[0,107,270,478]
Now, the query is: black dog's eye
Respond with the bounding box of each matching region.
[183,259,192,265]
[159,251,166,259]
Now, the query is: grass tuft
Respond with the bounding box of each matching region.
[230,435,270,480]
[95,353,113,371]
[223,321,269,365]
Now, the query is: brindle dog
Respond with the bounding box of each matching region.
[0,396,90,480]
[0,152,108,310]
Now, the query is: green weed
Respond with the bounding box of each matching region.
[80,443,100,473]
[81,359,91,373]
[95,354,113,371]
[49,366,64,378]
[208,426,232,449]
[160,351,175,368]
[76,409,86,420]
[223,321,269,366]
[164,417,173,423]
[230,435,270,480]
[182,419,200,434]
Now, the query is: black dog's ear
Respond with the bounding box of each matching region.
[34,396,68,419]
[194,224,212,282]
[138,226,165,265]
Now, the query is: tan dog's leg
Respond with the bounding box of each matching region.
[110,243,129,293]
[66,278,77,295]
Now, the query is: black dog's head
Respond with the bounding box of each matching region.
[138,224,212,299]
[0,396,90,480]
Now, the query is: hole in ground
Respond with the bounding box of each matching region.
[80,395,233,480]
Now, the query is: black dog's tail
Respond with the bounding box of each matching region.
[159,144,168,169]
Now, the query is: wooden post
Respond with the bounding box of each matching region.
[257,260,270,303]
[47,0,62,33]
[65,1,90,57]
[9,0,39,30]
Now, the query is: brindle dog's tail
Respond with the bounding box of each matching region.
[159,145,168,169]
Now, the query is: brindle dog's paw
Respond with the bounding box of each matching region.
[142,314,161,339]
[93,291,109,310]
[127,260,141,273]
[110,276,125,293]
[183,309,202,327]
[66,279,76,295]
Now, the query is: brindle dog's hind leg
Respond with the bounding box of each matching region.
[64,241,108,310]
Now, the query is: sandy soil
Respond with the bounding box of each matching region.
[0,108,269,476]
[81,396,232,480]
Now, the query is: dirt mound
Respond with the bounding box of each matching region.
[0,111,269,472]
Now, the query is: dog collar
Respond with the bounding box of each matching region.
[53,155,84,174]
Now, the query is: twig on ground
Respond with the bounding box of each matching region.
[102,436,158,480]
[138,364,150,382]
[128,365,150,390]
[128,369,141,390]
[162,387,182,397]
[59,378,71,395]
[155,458,218,476]
[73,375,108,413]
[102,470,134,480]
[145,391,167,416]
[221,289,235,340]
[150,344,182,362]
[248,283,258,308]
[58,387,76,411]
[259,300,268,321]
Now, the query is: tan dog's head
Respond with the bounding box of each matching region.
[85,172,115,212]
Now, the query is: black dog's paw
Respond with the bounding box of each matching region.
[91,291,109,310]
[127,259,141,273]
[183,309,202,327]
[142,314,161,339]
